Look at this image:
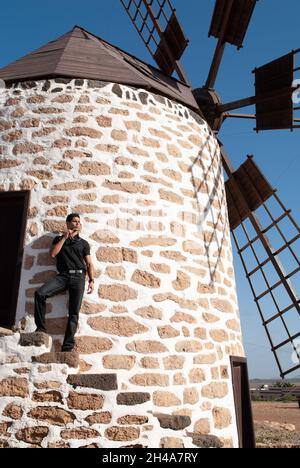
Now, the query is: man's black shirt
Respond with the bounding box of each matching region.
[52,235,90,273]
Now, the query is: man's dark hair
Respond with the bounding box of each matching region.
[66,213,80,223]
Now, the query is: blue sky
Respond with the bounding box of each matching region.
[1,0,300,378]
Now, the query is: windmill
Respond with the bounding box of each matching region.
[120,0,300,379]
[2,0,300,449]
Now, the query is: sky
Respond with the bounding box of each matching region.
[0,0,300,378]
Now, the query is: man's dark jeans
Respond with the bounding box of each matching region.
[34,273,85,351]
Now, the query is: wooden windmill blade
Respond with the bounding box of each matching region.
[119,0,190,83]
[205,0,258,89]
[225,156,300,378]
[209,0,258,49]
[218,49,300,131]
[254,51,300,131]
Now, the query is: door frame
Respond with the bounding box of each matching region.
[0,190,30,328]
[230,356,256,449]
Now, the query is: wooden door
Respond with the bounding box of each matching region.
[0,191,29,328]
[231,357,256,448]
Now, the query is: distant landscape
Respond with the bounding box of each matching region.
[250,378,300,448]
[250,378,300,387]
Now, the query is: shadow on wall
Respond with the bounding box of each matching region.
[191,133,229,284]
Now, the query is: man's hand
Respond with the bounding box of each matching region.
[70,229,80,238]
[84,256,95,295]
[63,229,79,240]
[63,230,71,240]
[87,280,94,295]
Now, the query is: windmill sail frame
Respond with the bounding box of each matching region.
[119,0,189,82]
[226,157,300,378]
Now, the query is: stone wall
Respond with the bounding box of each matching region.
[0,79,244,448]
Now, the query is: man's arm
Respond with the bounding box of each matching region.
[84,255,95,295]
[50,235,67,259]
[50,230,79,258]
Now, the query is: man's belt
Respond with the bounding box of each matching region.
[68,270,84,274]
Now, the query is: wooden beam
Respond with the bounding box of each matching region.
[205,0,234,89]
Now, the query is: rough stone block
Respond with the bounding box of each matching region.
[117,393,150,406]
[32,352,79,368]
[19,332,50,348]
[67,374,118,391]
[16,427,49,445]
[105,426,140,442]
[67,391,104,410]
[0,327,14,337]
[187,433,223,448]
[155,414,191,431]
[27,407,75,426]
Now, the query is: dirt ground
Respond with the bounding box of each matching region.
[252,402,300,431]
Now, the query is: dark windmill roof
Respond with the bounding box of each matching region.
[0,26,199,111]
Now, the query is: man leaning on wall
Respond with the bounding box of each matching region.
[34,213,95,352]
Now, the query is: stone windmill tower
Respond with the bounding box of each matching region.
[0,11,257,449]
